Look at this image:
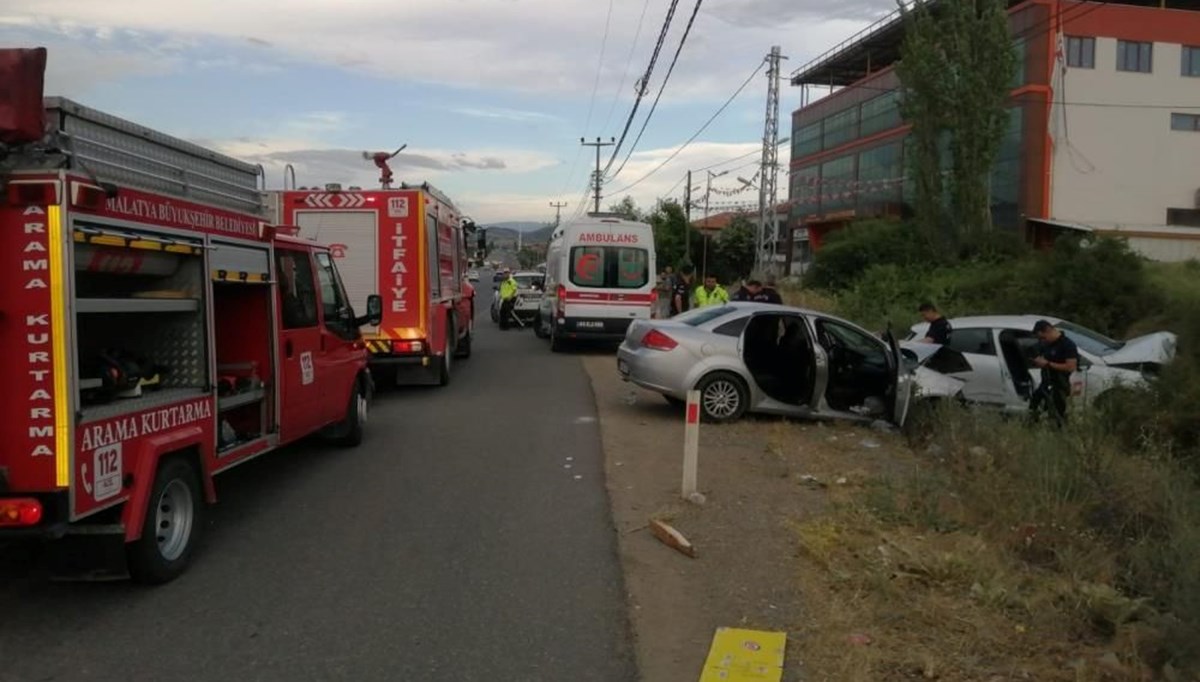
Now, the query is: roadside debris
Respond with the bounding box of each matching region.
[699,628,787,682]
[649,518,696,558]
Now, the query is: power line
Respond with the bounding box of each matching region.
[600,0,654,135]
[608,0,706,181]
[558,0,616,198]
[608,60,766,195]
[603,0,683,177]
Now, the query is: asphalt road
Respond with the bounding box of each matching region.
[0,284,636,682]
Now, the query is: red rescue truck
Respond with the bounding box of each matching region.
[0,49,380,583]
[270,175,475,387]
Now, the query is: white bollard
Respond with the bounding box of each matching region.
[682,389,700,499]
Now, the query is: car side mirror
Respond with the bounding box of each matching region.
[356,294,383,327]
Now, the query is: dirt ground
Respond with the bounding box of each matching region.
[583,356,916,682]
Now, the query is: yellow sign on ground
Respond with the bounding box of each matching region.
[698,627,787,681]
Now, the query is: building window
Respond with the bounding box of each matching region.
[1183,46,1200,77]
[1171,113,1200,131]
[794,121,822,157]
[819,155,856,213]
[1116,40,1152,73]
[859,91,902,137]
[822,108,859,150]
[856,142,902,209]
[1066,36,1095,69]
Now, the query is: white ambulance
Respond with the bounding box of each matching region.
[535,215,657,351]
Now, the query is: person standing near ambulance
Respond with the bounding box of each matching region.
[694,274,730,307]
[671,265,696,317]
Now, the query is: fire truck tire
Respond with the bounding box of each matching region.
[438,322,453,386]
[328,376,368,447]
[455,327,472,358]
[128,456,203,585]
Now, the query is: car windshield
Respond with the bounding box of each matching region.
[1055,320,1125,356]
[674,306,737,327]
[515,275,544,290]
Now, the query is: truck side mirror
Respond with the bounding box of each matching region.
[357,294,383,327]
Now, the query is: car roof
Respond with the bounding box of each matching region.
[513,271,543,277]
[911,314,1065,330]
[697,302,883,331]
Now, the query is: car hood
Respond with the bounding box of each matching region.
[912,366,965,399]
[1104,331,1177,365]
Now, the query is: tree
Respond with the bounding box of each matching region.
[608,196,641,221]
[897,0,1018,247]
[647,200,703,270]
[711,215,757,283]
[516,247,540,270]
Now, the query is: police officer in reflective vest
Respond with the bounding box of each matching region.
[694,274,730,308]
[498,270,519,330]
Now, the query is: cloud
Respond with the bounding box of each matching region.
[8,0,884,99]
[450,107,560,123]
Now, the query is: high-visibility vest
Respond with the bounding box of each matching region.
[694,285,729,307]
[500,278,518,300]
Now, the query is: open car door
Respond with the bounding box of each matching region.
[885,327,914,426]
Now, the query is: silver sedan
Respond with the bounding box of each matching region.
[617,303,965,423]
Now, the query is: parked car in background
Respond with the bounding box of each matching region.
[908,315,1177,411]
[467,269,480,283]
[491,271,546,325]
[617,303,965,423]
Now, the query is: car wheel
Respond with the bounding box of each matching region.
[534,313,549,339]
[127,456,203,584]
[696,371,749,423]
[490,305,499,323]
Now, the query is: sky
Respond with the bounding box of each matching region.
[3,0,895,225]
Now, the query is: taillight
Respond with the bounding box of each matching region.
[391,340,424,354]
[0,498,43,527]
[556,284,567,316]
[641,329,678,351]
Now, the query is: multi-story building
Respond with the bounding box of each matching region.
[785,0,1200,271]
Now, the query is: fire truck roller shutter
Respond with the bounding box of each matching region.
[294,210,378,332]
[210,242,271,282]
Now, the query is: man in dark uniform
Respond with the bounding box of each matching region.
[671,265,695,316]
[918,302,952,344]
[733,279,783,303]
[1029,319,1080,426]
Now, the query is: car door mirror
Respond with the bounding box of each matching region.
[356,294,382,327]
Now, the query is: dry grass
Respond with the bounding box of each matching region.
[758,406,1200,681]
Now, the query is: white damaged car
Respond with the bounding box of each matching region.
[908,315,1176,411]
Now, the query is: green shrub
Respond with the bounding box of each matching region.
[803,219,929,291]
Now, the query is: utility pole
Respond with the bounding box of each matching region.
[581,137,615,214]
[684,170,693,259]
[549,201,567,227]
[757,45,787,276]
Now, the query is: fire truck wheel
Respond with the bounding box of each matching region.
[128,456,203,584]
[330,377,368,447]
[438,322,453,386]
[455,327,472,358]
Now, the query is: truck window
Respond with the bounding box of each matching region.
[569,246,649,289]
[277,249,319,329]
[315,252,357,340]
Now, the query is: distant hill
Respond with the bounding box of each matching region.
[486,222,554,246]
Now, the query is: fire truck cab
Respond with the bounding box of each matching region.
[0,49,379,583]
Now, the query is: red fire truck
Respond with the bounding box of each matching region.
[269,172,475,386]
[0,49,380,583]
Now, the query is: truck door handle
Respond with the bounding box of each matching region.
[285,339,294,358]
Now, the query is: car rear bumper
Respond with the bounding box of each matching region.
[617,344,685,396]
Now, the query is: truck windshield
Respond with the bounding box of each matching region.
[569,246,649,289]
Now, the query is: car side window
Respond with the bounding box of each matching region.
[314,252,357,341]
[947,328,996,356]
[714,316,750,337]
[276,249,319,329]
